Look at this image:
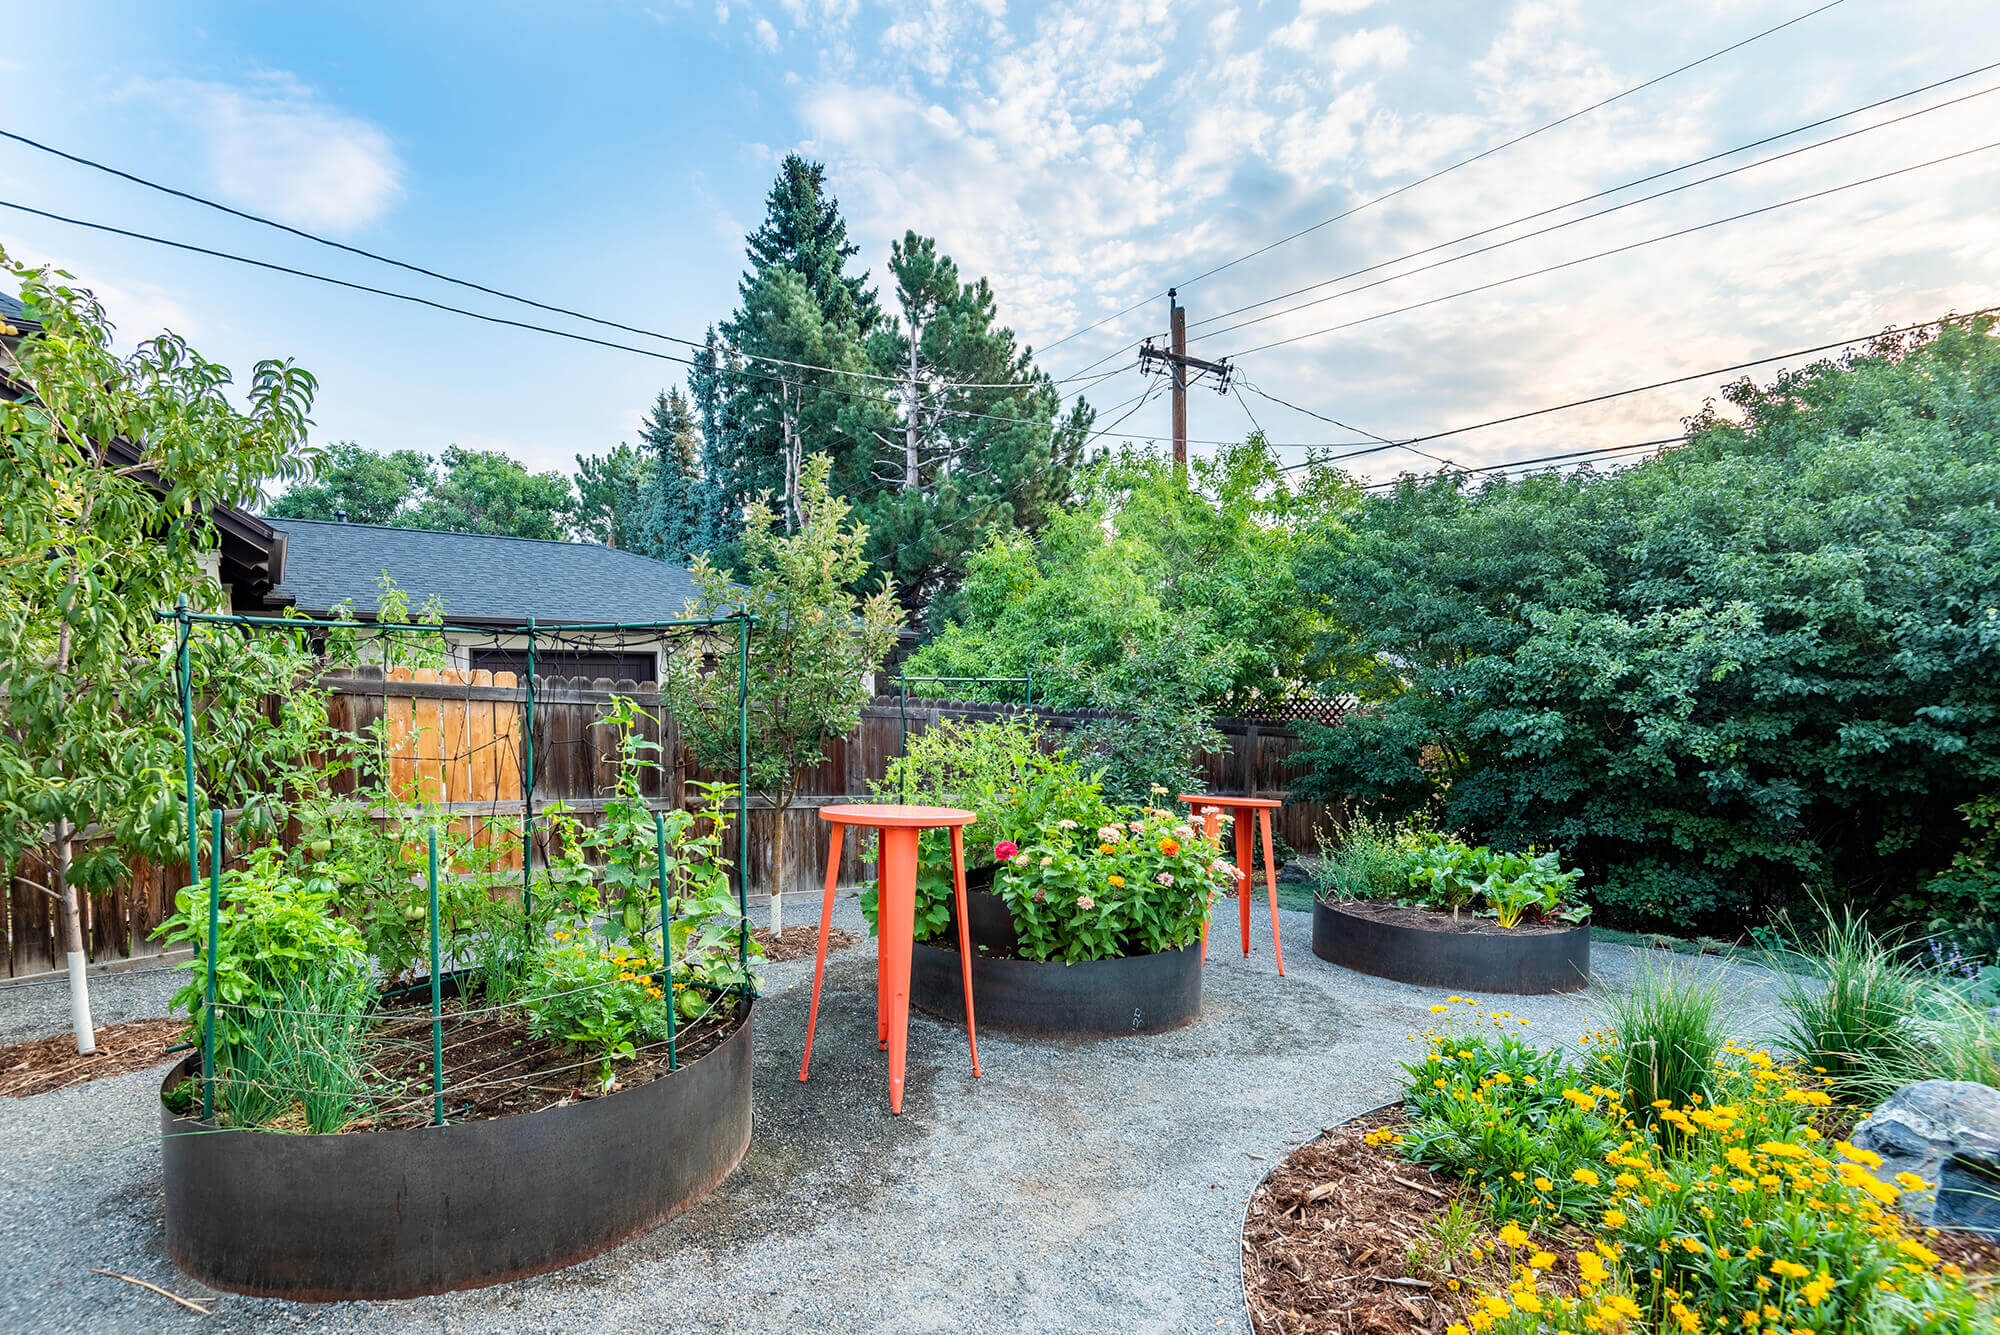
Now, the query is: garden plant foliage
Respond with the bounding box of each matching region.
[1395,1001,1988,1333]
[1295,318,2000,931]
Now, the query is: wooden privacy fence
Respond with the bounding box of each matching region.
[4,680,1336,978]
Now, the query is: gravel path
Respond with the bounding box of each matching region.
[0,900,1793,1335]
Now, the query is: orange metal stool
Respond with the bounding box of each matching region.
[1178,795,1287,976]
[799,804,981,1114]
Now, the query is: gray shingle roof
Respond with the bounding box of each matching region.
[260,517,709,626]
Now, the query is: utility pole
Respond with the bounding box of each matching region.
[1138,289,1233,481]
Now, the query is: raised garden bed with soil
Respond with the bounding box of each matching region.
[160,985,753,1301]
[1312,898,1590,994]
[908,889,1202,1036]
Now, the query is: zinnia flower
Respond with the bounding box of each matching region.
[1077,895,1095,910]
[1156,872,1173,885]
[994,840,1019,861]
[1107,875,1125,887]
[1158,838,1180,856]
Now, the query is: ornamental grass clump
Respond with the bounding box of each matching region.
[1775,906,1929,1103]
[1603,959,1726,1119]
[1398,1002,1988,1335]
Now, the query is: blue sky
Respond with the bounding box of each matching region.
[5,0,1998,487]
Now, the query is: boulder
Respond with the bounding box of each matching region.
[1851,1080,2000,1235]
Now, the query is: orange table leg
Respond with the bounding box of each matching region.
[798,823,845,1083]
[1197,807,1223,965]
[1258,808,1286,976]
[1235,808,1253,957]
[949,827,982,1078]
[878,825,920,1115]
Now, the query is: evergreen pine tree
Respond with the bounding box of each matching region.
[631,388,701,562]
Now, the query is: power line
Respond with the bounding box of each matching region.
[1374,306,1997,452]
[1361,437,1686,490]
[0,198,1224,447]
[1184,69,2000,347]
[1223,140,2000,358]
[1235,377,1460,470]
[0,126,1089,395]
[1036,0,1847,363]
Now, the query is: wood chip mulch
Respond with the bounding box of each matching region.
[1243,1107,1579,1335]
[0,1018,187,1099]
[754,925,860,963]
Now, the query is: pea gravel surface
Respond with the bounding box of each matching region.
[0,897,1792,1335]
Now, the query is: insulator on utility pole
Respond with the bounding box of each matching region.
[1137,287,1232,482]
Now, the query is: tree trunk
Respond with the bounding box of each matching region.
[904,330,921,494]
[51,602,96,1053]
[768,793,788,933]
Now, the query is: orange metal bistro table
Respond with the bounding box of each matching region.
[799,804,981,1114]
[1178,795,1287,976]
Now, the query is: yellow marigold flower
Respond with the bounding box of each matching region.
[1510,1171,1527,1182]
[1513,1293,1543,1315]
[1835,1140,1883,1168]
[1897,1237,1940,1267]
[1497,1222,1530,1248]
[1430,1004,1449,1013]
[1894,1171,1928,1191]
[1602,1207,1627,1229]
[1573,1167,1600,1186]
[1800,1274,1834,1307]
[1528,1251,1557,1270]
[1677,1237,1705,1254]
[1534,1177,1554,1192]
[1768,1259,1810,1280]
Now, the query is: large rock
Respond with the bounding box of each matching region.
[1851,1080,2000,1235]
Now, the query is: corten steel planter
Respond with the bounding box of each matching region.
[160,998,754,1301]
[1311,899,1590,994]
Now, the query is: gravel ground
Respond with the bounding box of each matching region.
[0,898,1793,1335]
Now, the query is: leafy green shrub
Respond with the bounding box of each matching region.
[1311,815,1413,901]
[996,804,1233,962]
[1315,826,1590,927]
[1603,958,1725,1117]
[1774,907,1928,1102]
[1293,317,2000,935]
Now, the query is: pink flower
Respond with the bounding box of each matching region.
[994,841,1019,862]
[1157,872,1174,886]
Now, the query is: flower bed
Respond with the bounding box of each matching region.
[871,718,1235,1034]
[1242,1000,2000,1335]
[1311,823,1591,994]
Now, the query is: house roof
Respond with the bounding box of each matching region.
[257,517,710,627]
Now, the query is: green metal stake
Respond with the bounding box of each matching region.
[736,614,751,996]
[521,618,536,917]
[655,811,678,1071]
[897,673,908,801]
[177,598,199,897]
[1024,672,1032,709]
[201,808,221,1121]
[428,829,445,1126]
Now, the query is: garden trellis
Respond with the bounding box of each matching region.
[160,600,755,1129]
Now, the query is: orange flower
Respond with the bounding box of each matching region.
[1158,838,1180,856]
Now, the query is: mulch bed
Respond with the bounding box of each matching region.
[1244,1108,2000,1335]
[1244,1107,1577,1335]
[754,924,861,963]
[1324,898,1580,936]
[0,1018,188,1100]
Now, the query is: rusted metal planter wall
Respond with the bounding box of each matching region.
[1311,899,1590,994]
[160,1001,754,1301]
[910,937,1202,1036]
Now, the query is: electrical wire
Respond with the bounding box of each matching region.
[1361,436,1687,490]
[1035,0,1847,361]
[1235,377,1459,469]
[1223,140,2000,358]
[1184,72,2000,348]
[0,126,1094,395]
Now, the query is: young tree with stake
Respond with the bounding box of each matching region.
[667,454,903,931]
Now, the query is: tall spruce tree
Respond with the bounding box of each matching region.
[630,388,701,562]
[844,231,1096,619]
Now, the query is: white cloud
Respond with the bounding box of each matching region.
[755,17,780,50]
[130,73,403,232]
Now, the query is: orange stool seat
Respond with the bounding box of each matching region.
[1178,795,1287,976]
[799,804,982,1114]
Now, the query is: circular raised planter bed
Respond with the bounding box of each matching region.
[909,890,1201,1035]
[1312,898,1589,994]
[160,998,754,1301]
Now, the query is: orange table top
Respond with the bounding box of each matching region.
[819,803,977,829]
[1178,794,1284,810]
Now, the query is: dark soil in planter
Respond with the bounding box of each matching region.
[1325,898,1582,935]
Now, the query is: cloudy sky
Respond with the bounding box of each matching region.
[5,0,1998,486]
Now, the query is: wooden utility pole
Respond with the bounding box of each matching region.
[1139,288,1233,481]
